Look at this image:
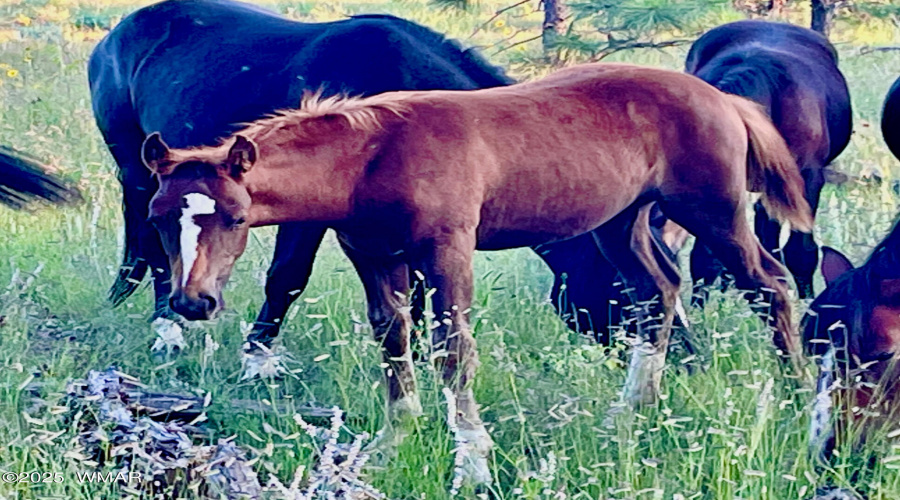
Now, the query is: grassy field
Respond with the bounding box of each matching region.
[1,0,900,498]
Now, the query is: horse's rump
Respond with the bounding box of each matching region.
[883,77,900,160]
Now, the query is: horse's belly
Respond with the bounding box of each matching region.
[475,210,616,250]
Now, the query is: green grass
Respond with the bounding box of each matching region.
[1,1,900,499]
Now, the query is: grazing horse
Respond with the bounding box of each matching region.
[0,146,78,209]
[685,20,852,300]
[139,63,812,481]
[804,78,900,458]
[88,0,616,356]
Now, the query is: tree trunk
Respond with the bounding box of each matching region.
[542,0,567,61]
[811,0,837,36]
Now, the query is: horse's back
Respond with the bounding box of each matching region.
[89,0,511,148]
[884,77,900,161]
[685,20,837,72]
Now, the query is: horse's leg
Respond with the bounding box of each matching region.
[663,197,803,369]
[593,205,681,407]
[754,168,824,299]
[247,222,328,349]
[534,234,623,345]
[689,241,729,307]
[100,122,182,349]
[341,246,421,448]
[782,168,825,299]
[421,231,492,485]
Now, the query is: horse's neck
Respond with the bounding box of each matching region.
[244,131,375,226]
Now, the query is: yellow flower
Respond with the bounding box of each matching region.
[7,69,19,78]
[494,19,506,28]
[15,14,32,27]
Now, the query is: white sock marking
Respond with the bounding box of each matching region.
[674,296,690,328]
[179,193,216,287]
[623,341,666,405]
[810,345,836,450]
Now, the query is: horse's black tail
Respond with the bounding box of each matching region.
[0,146,80,209]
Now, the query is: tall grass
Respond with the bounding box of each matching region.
[0,1,899,498]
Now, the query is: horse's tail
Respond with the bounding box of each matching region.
[0,146,80,209]
[728,95,813,232]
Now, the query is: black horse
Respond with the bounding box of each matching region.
[802,77,900,459]
[685,20,853,300]
[89,0,615,349]
[884,76,900,160]
[0,146,78,209]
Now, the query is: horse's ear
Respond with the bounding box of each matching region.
[225,135,257,177]
[142,132,173,175]
[821,246,854,286]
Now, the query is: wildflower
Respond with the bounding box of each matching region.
[7,69,19,78]
[15,14,32,27]
[494,19,506,28]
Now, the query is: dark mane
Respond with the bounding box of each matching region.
[699,49,792,114]
[350,14,514,88]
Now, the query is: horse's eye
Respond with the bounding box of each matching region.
[231,217,246,229]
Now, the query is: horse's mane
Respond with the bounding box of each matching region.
[237,92,410,142]
[710,50,792,106]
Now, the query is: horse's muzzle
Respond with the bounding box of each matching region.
[169,290,219,321]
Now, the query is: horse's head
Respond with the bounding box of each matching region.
[804,243,900,459]
[142,132,256,320]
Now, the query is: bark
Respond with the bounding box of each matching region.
[811,0,837,36]
[542,0,567,59]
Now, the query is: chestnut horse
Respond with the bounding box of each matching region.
[804,77,900,459]
[89,0,640,358]
[686,20,852,301]
[140,63,812,481]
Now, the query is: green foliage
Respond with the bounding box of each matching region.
[0,0,898,498]
[551,0,730,60]
[854,1,900,25]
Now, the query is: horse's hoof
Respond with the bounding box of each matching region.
[622,342,665,407]
[364,424,413,465]
[601,402,632,428]
[806,487,863,500]
[240,342,287,380]
[454,426,493,487]
[364,398,423,463]
[150,317,186,353]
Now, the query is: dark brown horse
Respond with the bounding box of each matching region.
[804,77,900,459]
[686,20,852,301]
[140,63,812,482]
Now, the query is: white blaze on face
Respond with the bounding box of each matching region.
[179,193,216,288]
[810,345,836,451]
